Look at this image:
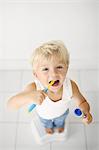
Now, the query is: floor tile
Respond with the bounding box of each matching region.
[67,69,81,86]
[18,106,36,123]
[16,148,45,150]
[80,70,98,92]
[51,123,86,150]
[21,70,34,89]
[85,123,99,150]
[0,123,17,149]
[0,70,22,92]
[0,148,15,150]
[0,93,19,122]
[16,123,50,150]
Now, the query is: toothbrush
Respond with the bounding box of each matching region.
[28,80,55,112]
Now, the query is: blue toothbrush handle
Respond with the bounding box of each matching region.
[28,104,36,112]
[28,88,48,112]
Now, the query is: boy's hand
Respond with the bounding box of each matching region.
[82,112,93,124]
[33,90,47,105]
[78,101,92,124]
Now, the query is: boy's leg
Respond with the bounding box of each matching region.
[39,117,54,134]
[53,109,69,132]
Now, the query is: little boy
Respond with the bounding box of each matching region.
[7,40,92,134]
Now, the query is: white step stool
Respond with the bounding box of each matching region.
[31,111,69,145]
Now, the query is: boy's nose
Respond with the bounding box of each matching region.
[49,68,57,78]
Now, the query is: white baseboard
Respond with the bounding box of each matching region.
[0,59,98,70]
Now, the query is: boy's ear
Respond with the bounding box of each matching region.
[33,72,37,78]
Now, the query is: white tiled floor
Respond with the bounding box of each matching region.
[51,124,86,150]
[0,70,99,150]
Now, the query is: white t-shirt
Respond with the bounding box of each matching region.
[35,78,72,120]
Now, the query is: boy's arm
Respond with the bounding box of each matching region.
[7,82,37,110]
[71,80,92,124]
[71,80,89,110]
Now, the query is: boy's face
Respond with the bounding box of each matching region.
[34,55,68,93]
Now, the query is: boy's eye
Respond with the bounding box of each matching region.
[42,68,49,71]
[57,66,63,69]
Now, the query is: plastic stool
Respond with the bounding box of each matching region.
[31,111,69,144]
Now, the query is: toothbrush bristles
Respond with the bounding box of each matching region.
[48,80,55,89]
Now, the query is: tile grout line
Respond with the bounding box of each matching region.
[15,70,23,150]
[50,142,53,150]
[83,124,88,150]
[14,110,20,150]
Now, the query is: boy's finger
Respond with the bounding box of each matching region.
[82,114,92,124]
[38,90,47,98]
[41,90,48,97]
[43,91,48,97]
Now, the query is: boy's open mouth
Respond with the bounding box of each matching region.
[49,80,60,86]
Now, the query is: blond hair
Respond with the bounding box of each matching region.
[30,40,70,72]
